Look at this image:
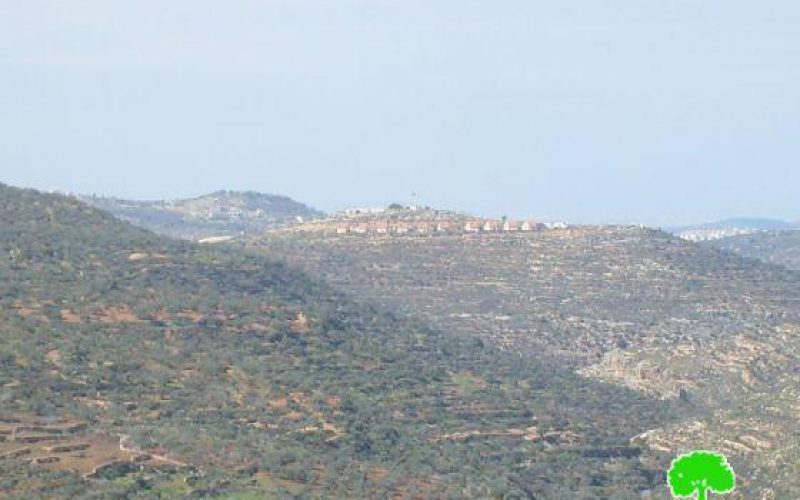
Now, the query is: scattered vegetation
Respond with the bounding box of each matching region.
[244,225,800,498]
[0,184,686,498]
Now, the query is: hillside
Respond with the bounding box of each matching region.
[245,226,800,497]
[704,230,800,271]
[0,184,686,498]
[79,191,324,241]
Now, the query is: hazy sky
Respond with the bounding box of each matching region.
[1,1,798,225]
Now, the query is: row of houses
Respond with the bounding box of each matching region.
[333,219,567,235]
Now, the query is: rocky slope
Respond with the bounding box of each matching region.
[245,226,800,497]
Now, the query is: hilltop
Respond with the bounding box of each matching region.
[245,224,800,497]
[79,190,324,241]
[282,204,566,236]
[0,184,683,498]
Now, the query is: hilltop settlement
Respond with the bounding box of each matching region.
[283,205,568,237]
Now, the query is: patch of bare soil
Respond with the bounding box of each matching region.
[0,413,186,478]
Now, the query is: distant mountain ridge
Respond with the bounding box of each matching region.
[668,217,799,241]
[704,230,800,271]
[667,217,800,268]
[79,190,324,240]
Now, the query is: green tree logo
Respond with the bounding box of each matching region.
[667,450,736,500]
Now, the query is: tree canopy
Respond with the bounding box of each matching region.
[668,451,736,500]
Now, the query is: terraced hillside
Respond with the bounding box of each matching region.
[705,230,800,271]
[0,184,686,498]
[247,227,800,498]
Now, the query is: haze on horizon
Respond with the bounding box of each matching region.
[1,1,798,226]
